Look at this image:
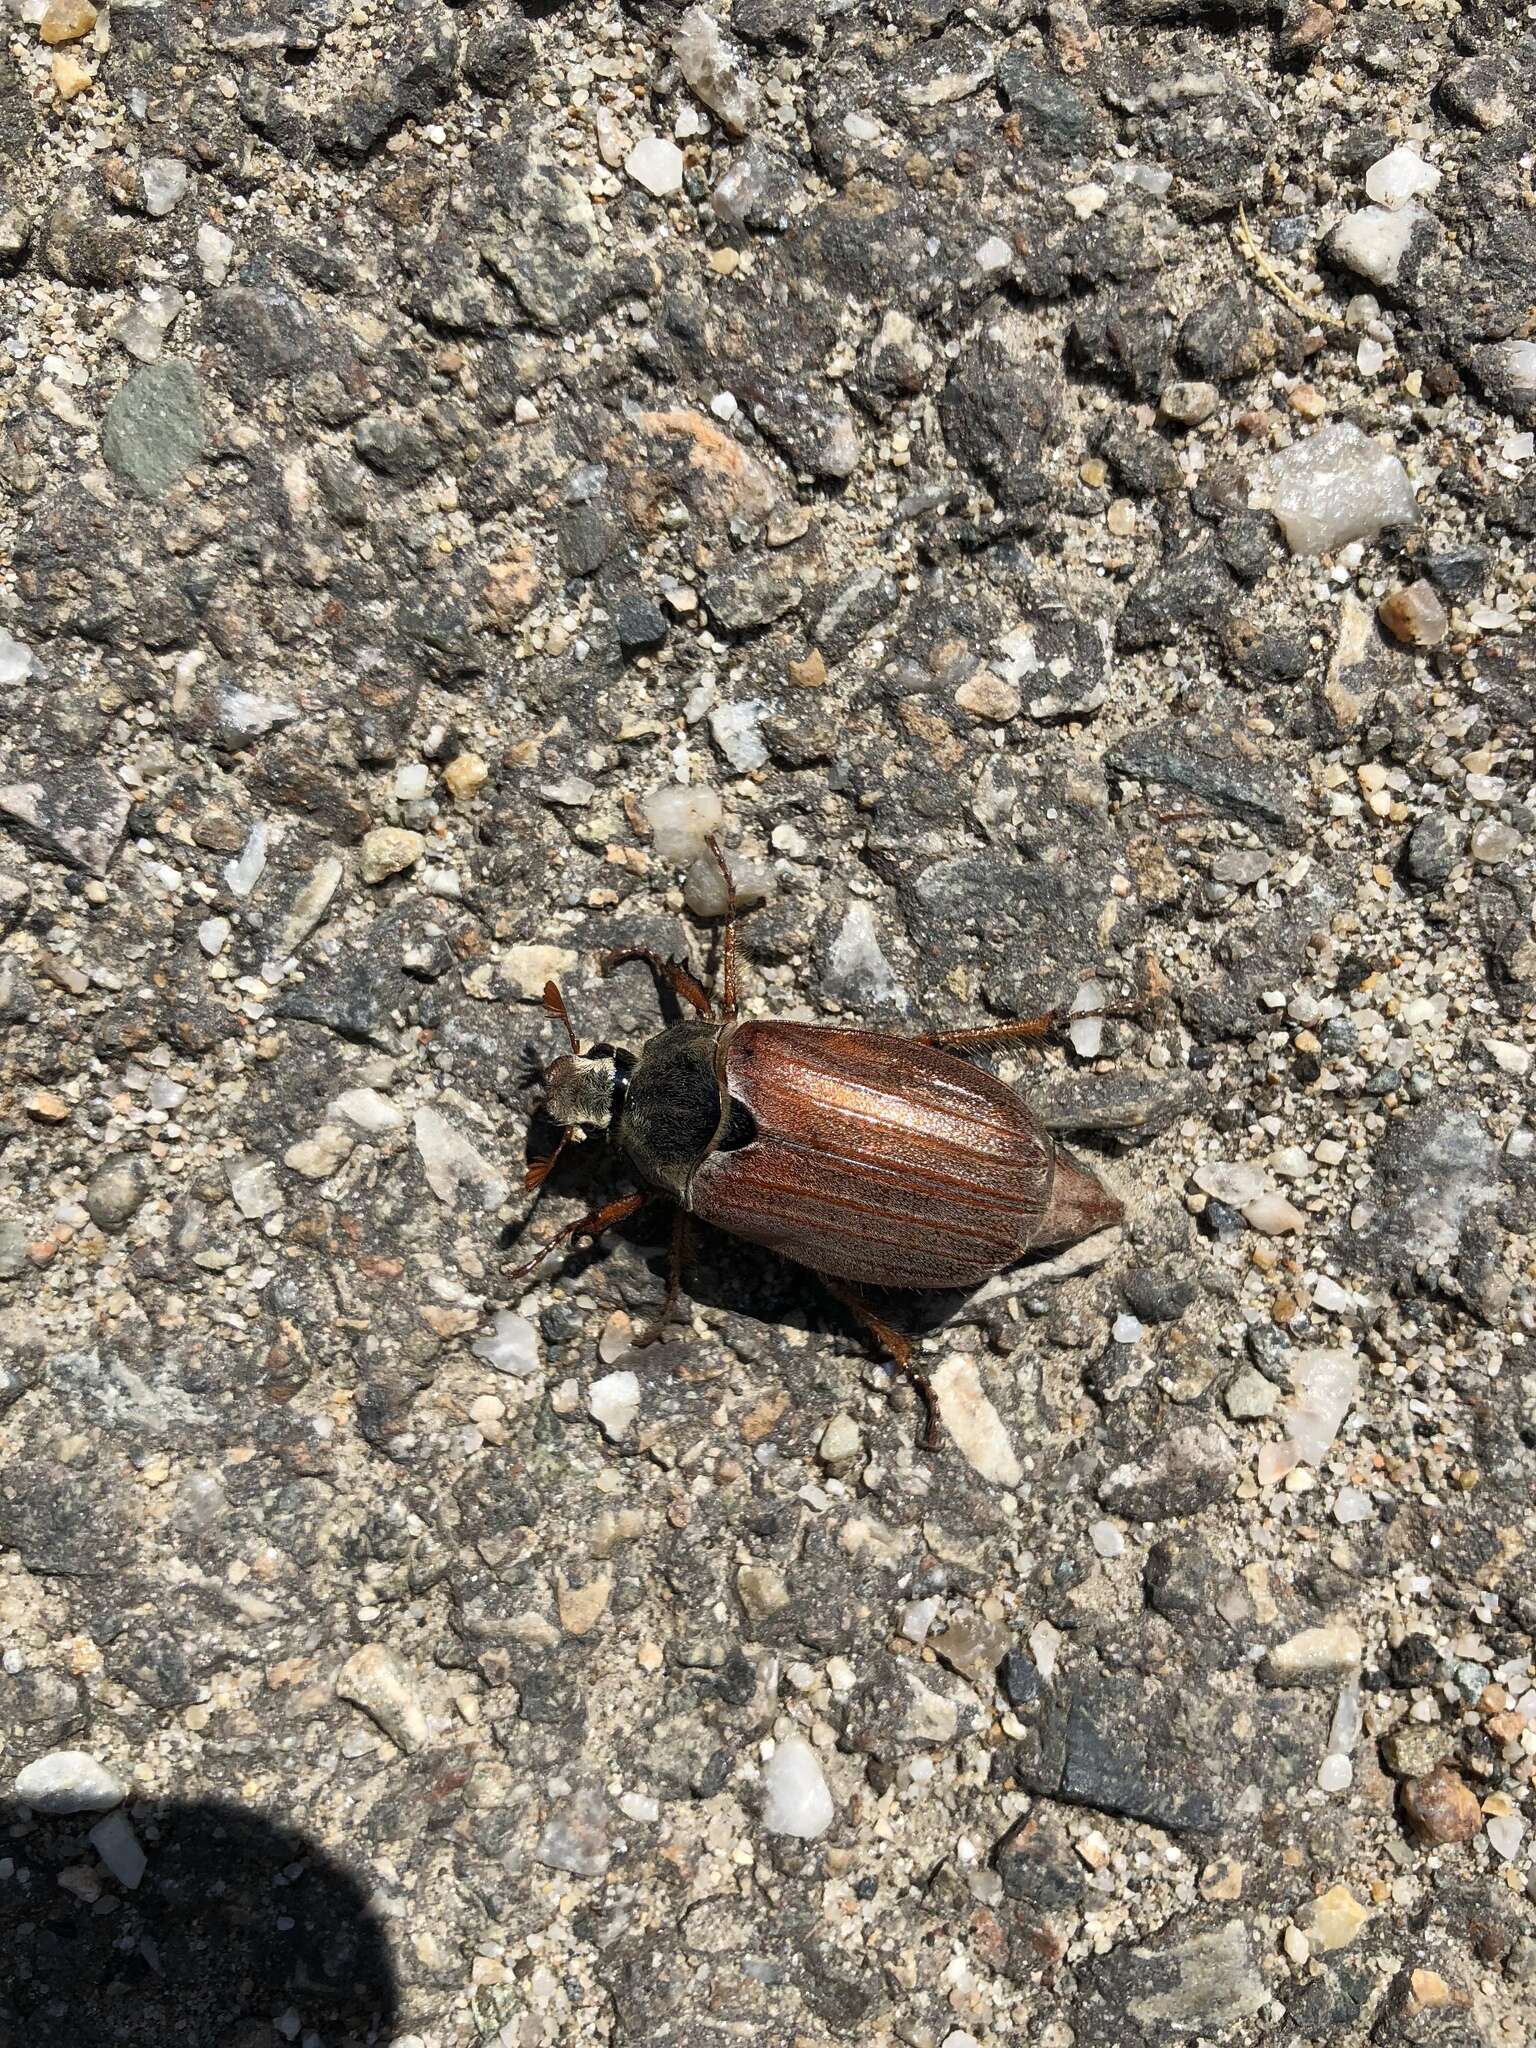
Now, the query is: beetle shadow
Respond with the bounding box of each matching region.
[0,1795,400,2048]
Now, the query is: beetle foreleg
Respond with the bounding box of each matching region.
[505,1189,651,1280]
[817,1272,940,1453]
[602,947,713,1019]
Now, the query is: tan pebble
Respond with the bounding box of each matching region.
[788,648,828,688]
[26,1090,71,1122]
[359,827,425,884]
[1288,383,1327,419]
[1378,579,1448,649]
[1408,1969,1465,2015]
[51,50,94,97]
[40,0,97,43]
[1106,498,1137,537]
[1199,1856,1244,1902]
[1304,1881,1370,1951]
[709,247,740,275]
[1079,456,1108,488]
[557,1572,612,1637]
[442,752,488,801]
[954,670,1022,722]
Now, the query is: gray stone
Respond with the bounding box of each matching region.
[1097,1423,1235,1521]
[1091,1919,1266,2036]
[0,765,132,876]
[101,361,205,496]
[14,1749,126,1815]
[85,1157,147,1233]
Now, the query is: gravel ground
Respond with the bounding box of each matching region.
[2,2,1534,2044]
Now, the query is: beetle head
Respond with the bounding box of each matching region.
[530,982,633,1152]
[543,1047,628,1137]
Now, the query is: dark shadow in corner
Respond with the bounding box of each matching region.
[0,1797,400,2048]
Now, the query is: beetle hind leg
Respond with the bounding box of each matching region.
[817,1273,940,1453]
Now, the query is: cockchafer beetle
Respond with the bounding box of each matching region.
[513,838,1124,1446]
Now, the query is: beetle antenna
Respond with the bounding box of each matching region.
[524,1136,567,1193]
[543,980,580,1054]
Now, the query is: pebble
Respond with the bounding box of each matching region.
[1089,1518,1125,1558]
[589,1369,640,1442]
[1485,1812,1526,1862]
[88,1810,147,1889]
[708,698,769,772]
[1261,1623,1363,1686]
[220,823,267,903]
[442,752,488,801]
[1329,203,1425,288]
[762,1734,834,1839]
[642,784,724,863]
[930,1356,1022,1487]
[40,0,96,43]
[673,5,758,135]
[85,1156,146,1233]
[228,1157,282,1220]
[141,158,189,218]
[536,1787,611,1877]
[1400,1764,1482,1845]
[1225,1368,1279,1420]
[626,135,685,198]
[1194,1161,1267,1207]
[360,827,426,885]
[412,1106,508,1212]
[1242,1192,1305,1235]
[336,1645,429,1753]
[1264,421,1418,555]
[1068,978,1105,1058]
[954,670,1022,722]
[1159,380,1220,426]
[1333,1486,1372,1524]
[14,1750,125,1815]
[1283,1347,1359,1464]
[51,51,93,98]
[1378,579,1449,648]
[501,943,578,1001]
[0,626,35,686]
[818,1412,861,1465]
[331,1087,404,1135]
[195,222,234,287]
[1317,1754,1353,1793]
[283,1125,355,1180]
[1470,820,1520,865]
[1304,1882,1370,1950]
[1485,1039,1530,1078]
[1364,146,1440,209]
[472,1310,540,1378]
[101,361,205,497]
[684,847,773,918]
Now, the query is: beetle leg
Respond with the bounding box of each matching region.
[915,1003,1137,1053]
[505,1189,651,1280]
[704,833,739,1021]
[602,947,713,1018]
[817,1273,940,1453]
[632,1208,691,1347]
[913,1013,1058,1051]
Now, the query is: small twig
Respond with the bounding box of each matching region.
[1234,203,1345,332]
